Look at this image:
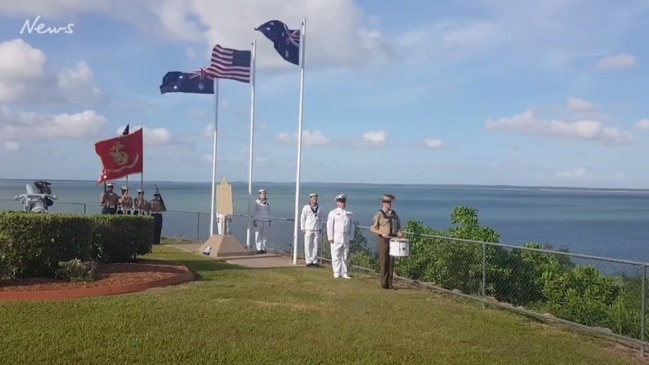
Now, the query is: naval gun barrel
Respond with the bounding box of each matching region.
[14,181,57,213]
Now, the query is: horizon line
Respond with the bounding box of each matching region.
[0,177,647,191]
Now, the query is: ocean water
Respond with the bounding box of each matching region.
[1,179,649,262]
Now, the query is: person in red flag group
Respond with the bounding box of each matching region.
[100,183,119,214]
[149,191,167,244]
[118,186,133,214]
[134,188,149,215]
[95,128,144,184]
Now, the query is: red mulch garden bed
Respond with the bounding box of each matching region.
[0,260,189,292]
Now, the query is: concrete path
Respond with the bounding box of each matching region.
[167,243,313,269]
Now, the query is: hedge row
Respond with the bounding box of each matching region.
[0,212,154,279]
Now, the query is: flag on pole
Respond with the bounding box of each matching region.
[122,124,130,136]
[255,20,301,66]
[160,68,215,94]
[95,128,144,185]
[205,45,252,83]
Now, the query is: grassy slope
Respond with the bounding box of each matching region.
[0,245,641,365]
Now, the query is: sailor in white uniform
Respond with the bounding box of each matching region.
[254,188,271,254]
[326,194,354,279]
[300,193,321,266]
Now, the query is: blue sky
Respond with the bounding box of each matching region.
[0,0,648,188]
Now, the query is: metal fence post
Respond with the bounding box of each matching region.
[83,204,87,215]
[317,222,321,265]
[196,212,201,241]
[642,264,647,357]
[482,242,487,308]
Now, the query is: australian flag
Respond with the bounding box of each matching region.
[160,68,214,94]
[255,20,301,66]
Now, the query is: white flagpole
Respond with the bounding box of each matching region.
[246,39,257,251]
[209,78,220,237]
[292,18,307,265]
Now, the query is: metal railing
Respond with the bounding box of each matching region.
[1,198,647,355]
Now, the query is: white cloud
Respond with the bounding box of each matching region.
[144,128,173,145]
[1,106,105,141]
[0,39,101,105]
[555,167,590,179]
[485,110,633,146]
[399,20,511,64]
[360,130,387,146]
[634,119,649,130]
[596,53,637,71]
[204,124,214,137]
[115,126,175,145]
[0,1,393,72]
[4,141,20,152]
[57,61,102,103]
[276,130,330,147]
[613,172,627,181]
[566,98,594,112]
[424,139,443,149]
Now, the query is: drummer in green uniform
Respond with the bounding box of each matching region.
[370,193,404,290]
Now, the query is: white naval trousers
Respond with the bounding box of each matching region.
[255,220,270,251]
[330,240,349,277]
[303,230,320,264]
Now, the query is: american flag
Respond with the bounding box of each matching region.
[205,45,251,83]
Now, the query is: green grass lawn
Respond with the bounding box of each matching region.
[0,245,642,365]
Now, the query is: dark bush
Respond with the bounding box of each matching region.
[90,215,154,263]
[0,212,94,278]
[0,212,154,279]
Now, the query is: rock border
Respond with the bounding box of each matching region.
[0,261,195,302]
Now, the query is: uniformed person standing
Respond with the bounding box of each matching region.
[149,192,167,244]
[370,194,404,289]
[134,188,149,215]
[326,194,354,279]
[254,188,271,254]
[300,193,321,266]
[118,186,134,214]
[100,183,118,214]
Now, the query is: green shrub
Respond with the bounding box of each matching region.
[90,215,154,263]
[55,258,98,282]
[0,212,154,279]
[0,212,94,278]
[356,206,645,340]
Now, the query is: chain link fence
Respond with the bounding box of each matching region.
[315,225,649,354]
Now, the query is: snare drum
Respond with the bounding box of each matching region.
[389,238,410,257]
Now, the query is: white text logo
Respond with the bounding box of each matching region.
[20,16,75,35]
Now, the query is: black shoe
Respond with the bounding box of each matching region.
[306,263,313,267]
[257,250,263,254]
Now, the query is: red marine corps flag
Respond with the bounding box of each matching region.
[95,128,144,185]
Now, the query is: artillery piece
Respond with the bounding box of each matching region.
[14,180,57,213]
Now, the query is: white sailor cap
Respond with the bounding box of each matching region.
[137,188,144,193]
[334,194,346,202]
[106,183,114,187]
[121,186,129,190]
[259,188,266,193]
[309,193,318,198]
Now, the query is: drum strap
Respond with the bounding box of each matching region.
[378,209,397,236]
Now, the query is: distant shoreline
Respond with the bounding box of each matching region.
[1,178,648,193]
